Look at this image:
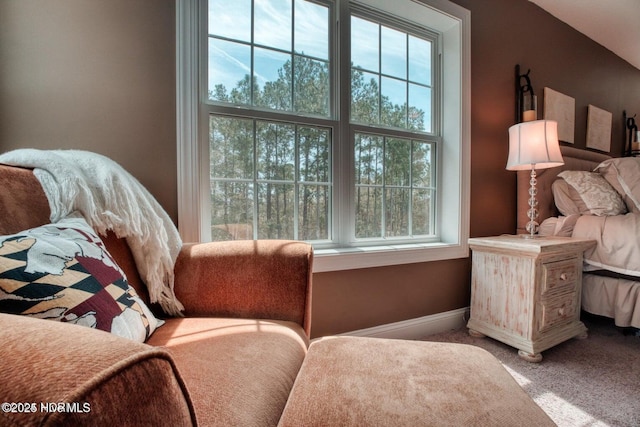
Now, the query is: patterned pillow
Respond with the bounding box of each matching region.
[596,158,640,214]
[557,170,627,216]
[0,214,163,342]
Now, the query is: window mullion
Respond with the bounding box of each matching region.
[252,120,259,240]
[377,23,382,126]
[405,33,410,130]
[335,0,353,247]
[408,140,413,236]
[294,125,300,240]
[380,136,386,239]
[290,0,295,113]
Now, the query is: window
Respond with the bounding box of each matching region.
[177,0,470,271]
[206,0,332,243]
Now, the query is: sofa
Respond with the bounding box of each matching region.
[0,162,555,427]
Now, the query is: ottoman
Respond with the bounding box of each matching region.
[278,336,555,426]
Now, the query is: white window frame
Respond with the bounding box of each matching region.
[176,0,470,272]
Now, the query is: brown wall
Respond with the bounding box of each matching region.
[0,0,177,219]
[1,0,639,339]
[313,0,640,338]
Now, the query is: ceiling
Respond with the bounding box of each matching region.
[529,0,640,70]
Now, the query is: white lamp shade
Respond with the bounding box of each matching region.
[506,120,564,170]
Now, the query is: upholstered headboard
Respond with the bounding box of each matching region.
[516,146,612,234]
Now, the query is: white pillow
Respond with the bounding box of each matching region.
[552,179,585,216]
[539,215,579,237]
[596,158,640,213]
[557,171,627,216]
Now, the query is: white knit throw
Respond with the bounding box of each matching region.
[0,149,184,316]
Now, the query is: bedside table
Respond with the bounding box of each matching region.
[466,235,596,362]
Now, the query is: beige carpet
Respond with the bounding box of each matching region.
[422,314,640,426]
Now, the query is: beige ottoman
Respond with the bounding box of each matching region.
[278,336,554,426]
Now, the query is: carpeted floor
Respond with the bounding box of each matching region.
[422,313,640,426]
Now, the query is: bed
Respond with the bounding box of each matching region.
[517,145,640,329]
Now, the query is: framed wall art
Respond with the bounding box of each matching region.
[586,104,612,152]
[544,87,575,144]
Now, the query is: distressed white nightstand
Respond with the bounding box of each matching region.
[467,235,596,362]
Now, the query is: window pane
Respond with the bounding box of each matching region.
[208,39,251,103]
[295,0,328,59]
[412,188,432,235]
[299,126,330,183]
[210,116,254,179]
[254,47,292,110]
[299,184,330,240]
[209,0,330,117]
[385,187,409,237]
[381,26,406,79]
[299,126,331,241]
[351,70,379,124]
[384,138,410,186]
[257,183,295,239]
[256,122,295,180]
[354,133,433,240]
[294,56,330,116]
[356,186,382,238]
[355,133,383,185]
[350,15,433,134]
[380,76,406,127]
[409,35,431,85]
[412,141,432,187]
[409,83,431,132]
[210,181,254,241]
[210,115,331,243]
[254,0,292,51]
[351,16,379,72]
[209,0,251,42]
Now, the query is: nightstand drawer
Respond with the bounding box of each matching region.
[539,292,578,331]
[542,259,578,295]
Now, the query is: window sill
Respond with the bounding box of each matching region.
[312,241,469,272]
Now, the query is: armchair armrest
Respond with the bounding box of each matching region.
[0,313,196,427]
[173,240,313,336]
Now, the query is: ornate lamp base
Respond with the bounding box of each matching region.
[523,165,539,239]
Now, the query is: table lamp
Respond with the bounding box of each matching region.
[507,120,564,238]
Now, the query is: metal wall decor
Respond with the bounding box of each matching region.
[624,110,640,156]
[515,64,537,123]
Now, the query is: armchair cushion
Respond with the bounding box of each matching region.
[146,317,308,426]
[0,214,163,342]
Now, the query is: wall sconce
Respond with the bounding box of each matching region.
[515,65,537,122]
[625,111,640,157]
[507,120,564,238]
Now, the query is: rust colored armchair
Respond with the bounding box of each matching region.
[0,164,313,427]
[0,162,554,427]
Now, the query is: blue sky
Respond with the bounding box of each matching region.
[208,0,328,90]
[208,0,432,129]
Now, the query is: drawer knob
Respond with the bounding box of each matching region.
[560,273,568,281]
[558,307,566,316]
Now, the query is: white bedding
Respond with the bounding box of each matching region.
[536,157,640,329]
[571,213,640,278]
[540,213,640,328]
[582,274,640,328]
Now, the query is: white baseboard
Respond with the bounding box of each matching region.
[340,307,470,340]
